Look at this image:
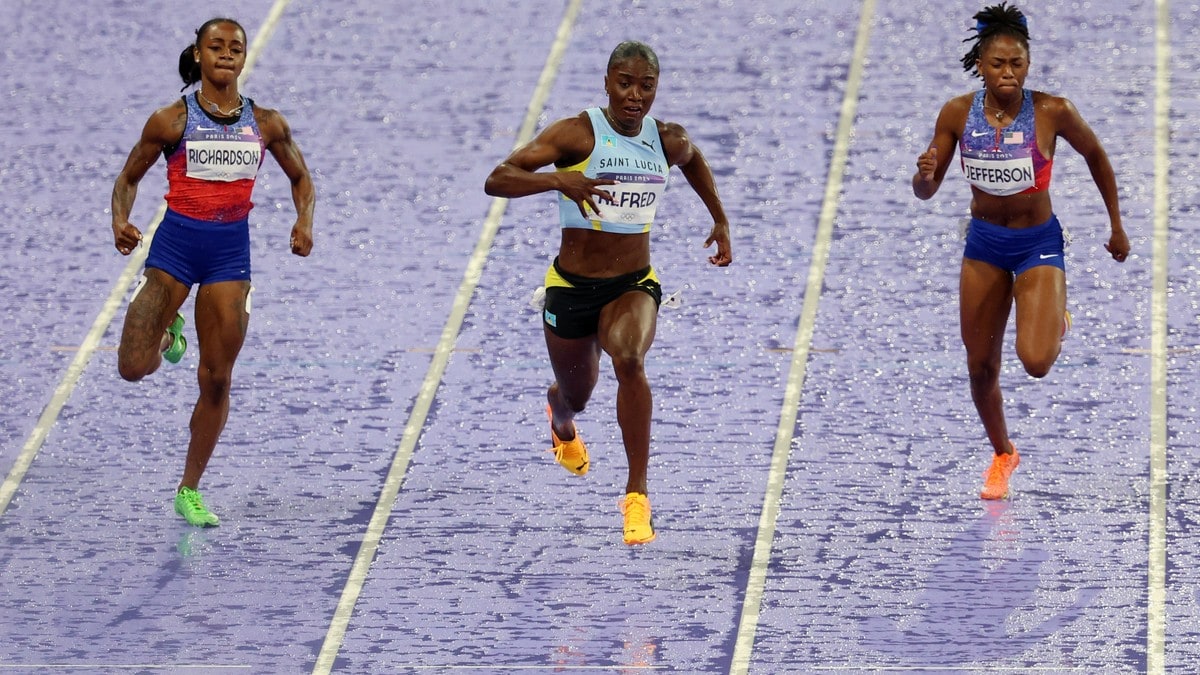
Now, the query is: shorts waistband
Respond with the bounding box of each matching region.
[165,207,250,228]
[551,257,653,288]
[969,213,1060,232]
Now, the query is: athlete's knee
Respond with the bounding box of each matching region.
[1019,352,1056,378]
[552,385,590,415]
[609,351,647,383]
[197,364,235,401]
[1023,363,1052,378]
[117,360,149,382]
[1015,339,1059,378]
[117,344,156,382]
[966,358,1000,388]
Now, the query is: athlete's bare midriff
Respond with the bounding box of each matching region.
[970,188,1054,229]
[557,229,651,277]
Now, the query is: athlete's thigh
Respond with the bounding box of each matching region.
[123,269,191,344]
[193,280,250,366]
[1013,264,1066,339]
[597,291,658,360]
[960,258,1013,358]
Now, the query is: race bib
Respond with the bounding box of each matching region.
[185,139,262,182]
[593,173,667,226]
[961,155,1035,196]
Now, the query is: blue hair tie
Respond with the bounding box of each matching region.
[977,14,1027,32]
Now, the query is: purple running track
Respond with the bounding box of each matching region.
[0,0,1196,673]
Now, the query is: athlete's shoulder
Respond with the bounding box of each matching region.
[933,92,974,134]
[1030,90,1079,123]
[654,117,688,144]
[252,102,293,145]
[563,109,596,133]
[143,97,188,144]
[540,111,596,159]
[251,100,282,125]
[947,91,977,112]
[1030,89,1070,110]
[934,92,976,121]
[151,96,188,121]
[652,119,692,166]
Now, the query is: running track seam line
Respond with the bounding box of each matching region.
[728,1,876,672]
[309,2,584,672]
[1146,0,1170,672]
[0,0,294,520]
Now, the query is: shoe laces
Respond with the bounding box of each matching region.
[984,454,1012,482]
[179,488,205,512]
[555,439,581,461]
[621,495,651,524]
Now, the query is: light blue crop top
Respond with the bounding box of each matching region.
[557,108,669,234]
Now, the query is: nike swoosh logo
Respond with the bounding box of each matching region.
[970,130,991,137]
[1039,254,1059,259]
[196,126,222,131]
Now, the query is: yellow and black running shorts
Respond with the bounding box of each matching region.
[541,257,662,339]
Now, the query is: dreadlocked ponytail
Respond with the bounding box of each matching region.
[961,2,1030,77]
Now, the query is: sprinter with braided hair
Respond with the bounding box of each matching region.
[959,3,1030,76]
[912,3,1129,500]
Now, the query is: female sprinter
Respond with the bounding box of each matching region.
[912,3,1129,500]
[485,41,732,544]
[110,17,315,526]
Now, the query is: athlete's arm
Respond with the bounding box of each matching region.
[1051,96,1128,262]
[913,95,968,201]
[258,106,315,257]
[660,121,731,266]
[484,114,615,218]
[110,102,185,255]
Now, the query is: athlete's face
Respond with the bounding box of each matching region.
[976,34,1029,98]
[603,57,658,135]
[194,22,247,86]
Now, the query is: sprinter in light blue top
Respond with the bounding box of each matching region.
[557,108,669,234]
[486,41,732,547]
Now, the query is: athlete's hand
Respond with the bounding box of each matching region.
[916,146,938,182]
[557,171,616,219]
[112,221,142,256]
[704,222,732,266]
[289,223,313,257]
[1105,228,1130,263]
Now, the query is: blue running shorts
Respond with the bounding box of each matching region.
[963,214,1065,275]
[145,208,252,286]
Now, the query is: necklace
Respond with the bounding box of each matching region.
[982,93,1017,122]
[197,90,243,117]
[601,106,639,135]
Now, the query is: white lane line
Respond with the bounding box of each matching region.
[372,662,667,667]
[1146,0,1171,672]
[0,666,250,671]
[811,662,1094,667]
[728,1,876,673]
[309,2,584,673]
[0,0,295,520]
[240,0,292,80]
[0,207,161,519]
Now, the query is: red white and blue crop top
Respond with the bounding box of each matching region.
[959,89,1052,196]
[163,93,265,222]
